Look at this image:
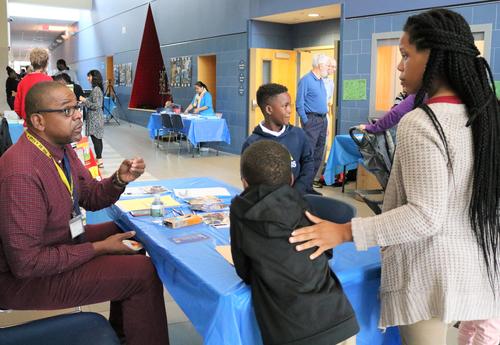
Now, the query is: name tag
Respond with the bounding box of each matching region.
[69,215,85,239]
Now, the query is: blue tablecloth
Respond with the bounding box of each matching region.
[324,134,363,185]
[108,177,400,345]
[8,120,24,144]
[147,113,231,146]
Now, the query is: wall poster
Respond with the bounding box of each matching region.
[170,56,192,88]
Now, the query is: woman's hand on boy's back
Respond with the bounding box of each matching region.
[289,211,353,260]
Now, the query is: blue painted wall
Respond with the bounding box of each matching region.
[160,33,249,154]
[250,0,341,18]
[344,0,490,18]
[292,20,340,48]
[249,21,293,50]
[151,0,250,45]
[52,0,500,151]
[249,19,340,49]
[52,0,251,154]
[338,1,500,134]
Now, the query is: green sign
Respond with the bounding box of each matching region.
[495,81,500,98]
[343,79,367,101]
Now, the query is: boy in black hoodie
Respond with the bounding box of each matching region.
[230,140,359,345]
[242,83,315,195]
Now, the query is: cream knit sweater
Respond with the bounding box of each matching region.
[352,102,500,328]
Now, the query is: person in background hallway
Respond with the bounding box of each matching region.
[314,57,337,188]
[54,58,79,85]
[5,67,19,110]
[14,48,53,123]
[0,81,169,345]
[359,93,415,134]
[184,81,214,116]
[19,68,26,79]
[359,87,413,134]
[291,9,500,345]
[393,88,408,107]
[53,72,84,101]
[296,54,330,194]
[79,70,105,168]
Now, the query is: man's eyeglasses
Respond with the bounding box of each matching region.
[36,104,83,117]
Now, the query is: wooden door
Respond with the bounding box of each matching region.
[248,48,297,134]
[198,55,217,110]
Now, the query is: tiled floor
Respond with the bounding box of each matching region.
[0,121,459,344]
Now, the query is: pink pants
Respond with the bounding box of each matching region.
[459,319,500,345]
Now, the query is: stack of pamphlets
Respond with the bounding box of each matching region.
[186,196,229,212]
[199,211,230,229]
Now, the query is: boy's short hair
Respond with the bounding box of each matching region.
[256,83,288,113]
[53,73,72,84]
[241,140,291,187]
[25,82,65,126]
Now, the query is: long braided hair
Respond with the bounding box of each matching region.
[404,9,500,286]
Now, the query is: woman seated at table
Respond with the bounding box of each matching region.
[184,81,214,116]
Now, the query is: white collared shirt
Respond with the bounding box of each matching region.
[259,121,286,137]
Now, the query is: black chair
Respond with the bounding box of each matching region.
[160,113,174,150]
[170,114,187,155]
[303,194,357,224]
[0,312,120,345]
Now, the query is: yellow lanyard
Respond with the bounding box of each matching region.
[25,131,73,199]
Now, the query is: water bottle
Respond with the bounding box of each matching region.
[151,194,164,225]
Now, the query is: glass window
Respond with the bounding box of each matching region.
[262,60,271,85]
[374,38,402,113]
[369,24,491,118]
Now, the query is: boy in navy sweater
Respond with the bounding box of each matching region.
[242,83,315,195]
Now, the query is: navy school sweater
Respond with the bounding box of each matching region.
[241,125,314,194]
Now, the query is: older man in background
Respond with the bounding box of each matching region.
[296,54,331,192]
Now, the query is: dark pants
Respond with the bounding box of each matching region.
[301,114,328,177]
[0,222,169,345]
[6,96,14,111]
[91,135,103,159]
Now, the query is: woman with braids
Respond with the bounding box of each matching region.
[290,8,500,345]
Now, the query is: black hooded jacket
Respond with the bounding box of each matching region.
[242,125,314,195]
[230,184,359,345]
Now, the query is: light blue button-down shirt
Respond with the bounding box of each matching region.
[296,71,328,123]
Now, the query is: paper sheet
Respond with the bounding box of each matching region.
[174,187,231,198]
[116,195,180,211]
[123,186,168,196]
[216,245,234,265]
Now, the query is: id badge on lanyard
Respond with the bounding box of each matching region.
[69,215,85,239]
[25,132,85,240]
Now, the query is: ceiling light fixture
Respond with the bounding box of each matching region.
[308,13,320,17]
[41,25,68,32]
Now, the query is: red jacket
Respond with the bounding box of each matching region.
[14,73,53,125]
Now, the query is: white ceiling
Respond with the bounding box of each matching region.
[253,4,342,24]
[9,16,77,61]
[7,0,89,63]
[9,0,91,10]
